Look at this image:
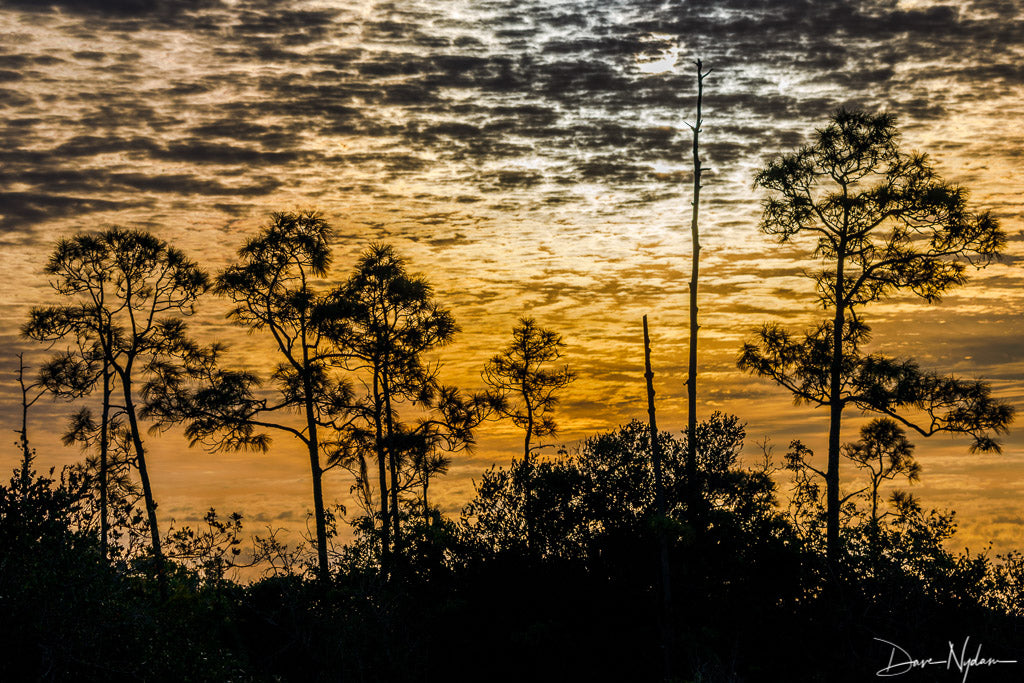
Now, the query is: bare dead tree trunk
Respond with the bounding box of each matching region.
[643,316,674,682]
[686,60,711,527]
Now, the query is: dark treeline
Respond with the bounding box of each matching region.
[2,108,1020,682]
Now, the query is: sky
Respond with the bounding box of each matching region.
[1,0,1022,558]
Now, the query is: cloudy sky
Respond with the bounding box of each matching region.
[1,0,1022,554]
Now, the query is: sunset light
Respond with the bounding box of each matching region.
[1,0,1022,679]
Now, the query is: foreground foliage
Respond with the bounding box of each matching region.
[4,416,1023,682]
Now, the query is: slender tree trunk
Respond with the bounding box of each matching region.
[870,484,879,562]
[643,316,674,682]
[523,394,533,460]
[686,60,708,528]
[99,361,111,561]
[422,472,430,526]
[119,368,166,598]
[382,371,402,556]
[523,395,534,554]
[300,351,330,582]
[372,369,391,565]
[17,355,33,498]
[826,243,847,570]
[869,473,882,574]
[870,493,878,536]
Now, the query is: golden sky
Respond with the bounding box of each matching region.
[1,0,1022,555]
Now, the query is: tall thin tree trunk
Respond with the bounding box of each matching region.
[382,372,401,556]
[301,349,329,582]
[422,472,430,526]
[643,316,674,682]
[372,370,391,566]
[870,480,880,571]
[523,395,534,554]
[826,238,848,570]
[17,354,35,498]
[686,60,709,527]
[523,393,533,461]
[99,360,111,561]
[305,433,328,580]
[120,369,167,598]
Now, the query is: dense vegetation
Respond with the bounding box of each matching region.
[4,415,1024,682]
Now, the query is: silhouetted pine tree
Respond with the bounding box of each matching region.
[482,317,573,553]
[24,228,209,595]
[739,109,1014,566]
[145,211,352,582]
[320,243,484,563]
